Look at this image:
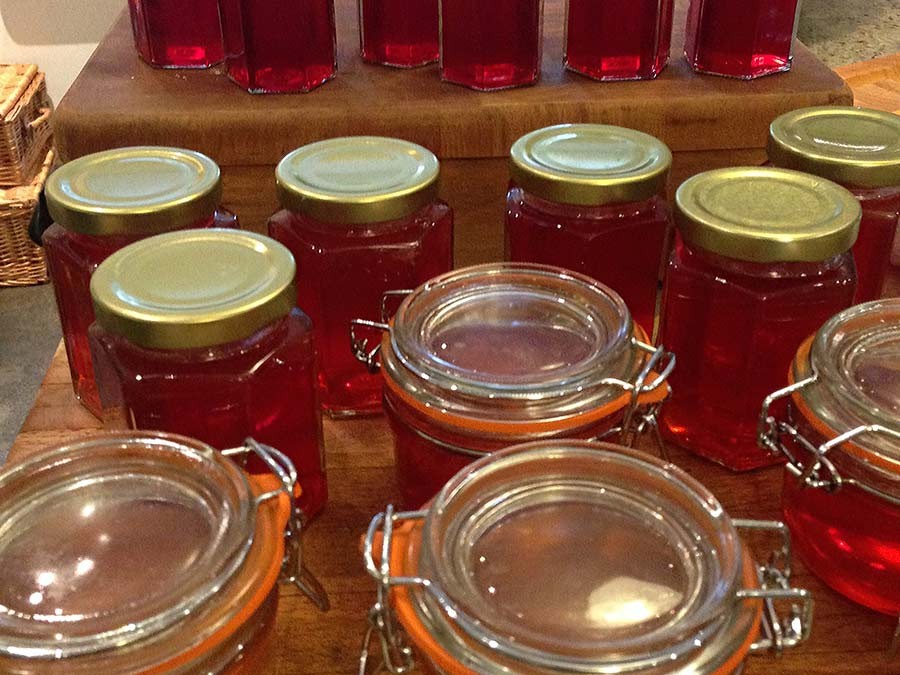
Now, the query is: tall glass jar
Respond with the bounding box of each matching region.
[42,147,237,418]
[359,0,439,67]
[218,0,337,93]
[128,0,223,68]
[269,137,453,418]
[565,0,674,81]
[506,124,672,335]
[684,0,801,79]
[768,106,900,303]
[440,0,543,90]
[361,441,812,675]
[0,432,327,674]
[659,168,860,471]
[354,264,674,509]
[760,300,900,616]
[88,230,327,519]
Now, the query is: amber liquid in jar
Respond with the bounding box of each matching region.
[128,0,224,68]
[360,0,439,67]
[565,0,674,81]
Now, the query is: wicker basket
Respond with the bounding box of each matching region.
[0,64,53,187]
[0,148,53,286]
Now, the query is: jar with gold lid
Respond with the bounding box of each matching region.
[659,167,860,471]
[760,299,900,616]
[42,147,237,418]
[0,432,328,674]
[506,124,673,335]
[269,137,453,418]
[88,229,327,519]
[768,106,900,302]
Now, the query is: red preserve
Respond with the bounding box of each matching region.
[42,147,236,418]
[127,0,223,68]
[269,137,453,417]
[769,106,900,303]
[88,230,327,519]
[359,0,439,67]
[506,124,672,335]
[659,167,860,471]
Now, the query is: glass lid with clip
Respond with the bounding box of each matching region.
[360,441,813,674]
[0,432,328,674]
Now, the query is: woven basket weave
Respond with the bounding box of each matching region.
[0,64,53,187]
[0,148,53,286]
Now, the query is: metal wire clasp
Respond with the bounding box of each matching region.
[350,289,414,373]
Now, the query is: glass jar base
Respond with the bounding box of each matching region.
[661,419,785,472]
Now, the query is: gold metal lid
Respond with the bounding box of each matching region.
[675,167,861,263]
[91,229,296,350]
[45,147,223,236]
[275,137,440,224]
[768,106,900,189]
[509,124,672,205]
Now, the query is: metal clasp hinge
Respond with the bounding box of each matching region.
[351,289,414,374]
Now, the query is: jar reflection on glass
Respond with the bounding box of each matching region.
[128,0,224,68]
[359,0,439,67]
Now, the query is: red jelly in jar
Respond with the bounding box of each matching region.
[269,137,453,417]
[439,0,542,90]
[565,0,674,80]
[42,147,236,419]
[760,300,900,615]
[89,230,327,518]
[506,124,672,336]
[219,0,336,93]
[365,263,673,509]
[769,106,900,303]
[659,167,860,471]
[127,0,223,68]
[359,0,439,67]
[684,0,800,79]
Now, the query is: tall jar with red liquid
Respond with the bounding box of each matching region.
[768,106,900,303]
[506,124,672,336]
[760,299,900,617]
[42,147,237,419]
[659,167,860,471]
[565,0,674,80]
[128,0,223,68]
[359,0,439,67]
[440,0,543,90]
[684,0,801,79]
[88,229,327,519]
[269,137,453,418]
[218,0,336,93]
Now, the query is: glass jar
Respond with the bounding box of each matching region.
[0,432,327,674]
[565,0,673,81]
[88,229,327,519]
[684,0,801,79]
[659,168,860,471]
[218,0,336,93]
[439,0,543,90]
[127,0,223,68]
[42,147,237,419]
[269,137,453,418]
[506,124,672,335]
[353,263,675,509]
[760,299,900,616]
[359,0,439,67]
[361,441,812,674]
[768,106,900,303]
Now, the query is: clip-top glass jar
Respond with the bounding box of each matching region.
[127,0,223,68]
[88,229,327,519]
[359,0,439,67]
[361,441,812,675]
[0,432,328,674]
[42,147,237,418]
[659,168,860,471]
[218,0,337,93]
[269,137,453,417]
[439,0,543,90]
[760,299,900,616]
[352,263,675,509]
[684,0,801,79]
[768,106,900,303]
[506,124,672,335]
[565,0,674,81]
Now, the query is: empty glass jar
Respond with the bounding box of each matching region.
[127,0,223,68]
